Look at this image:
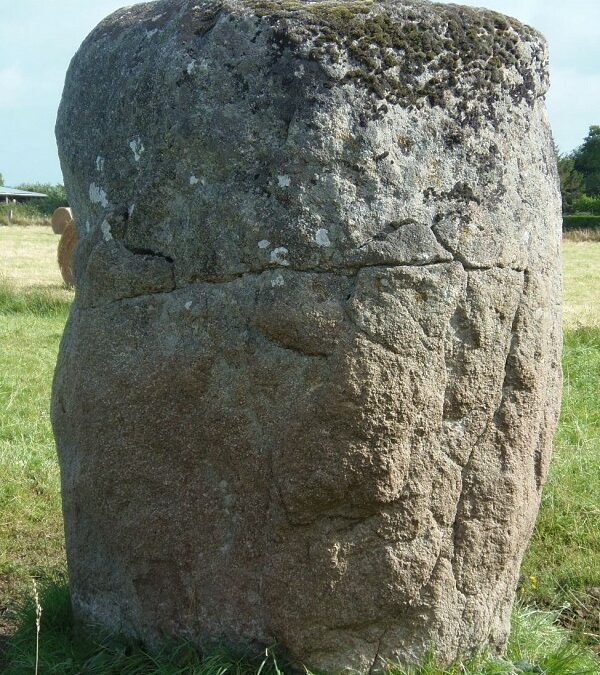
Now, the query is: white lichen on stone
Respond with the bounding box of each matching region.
[85,220,91,234]
[95,156,105,172]
[129,137,145,162]
[100,220,112,242]
[258,239,270,249]
[128,204,136,217]
[315,228,331,247]
[145,29,158,38]
[270,247,290,266]
[187,61,196,74]
[189,175,199,185]
[185,301,193,310]
[271,274,285,287]
[89,183,109,208]
[277,175,291,188]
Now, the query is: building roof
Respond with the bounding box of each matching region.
[0,186,48,198]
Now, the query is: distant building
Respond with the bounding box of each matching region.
[1,186,48,203]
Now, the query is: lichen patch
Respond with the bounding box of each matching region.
[100,220,113,242]
[89,183,109,208]
[315,228,332,247]
[270,247,290,266]
[129,137,145,162]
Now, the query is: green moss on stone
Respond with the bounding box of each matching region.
[229,1,545,120]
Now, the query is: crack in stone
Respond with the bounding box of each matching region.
[77,259,459,310]
[255,330,330,359]
[430,225,525,272]
[449,428,480,587]
[448,275,526,593]
[121,241,175,263]
[79,239,528,310]
[357,218,420,249]
[419,545,446,595]
[368,627,389,675]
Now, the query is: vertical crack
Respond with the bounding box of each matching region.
[368,628,389,675]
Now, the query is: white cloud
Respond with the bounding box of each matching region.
[0,67,25,108]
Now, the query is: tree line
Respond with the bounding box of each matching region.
[558,125,600,216]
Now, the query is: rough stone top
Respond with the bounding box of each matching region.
[92,0,549,108]
[57,0,553,297]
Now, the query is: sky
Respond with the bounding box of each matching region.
[0,0,598,186]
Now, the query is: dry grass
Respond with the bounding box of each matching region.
[562,241,600,328]
[0,226,72,302]
[0,214,50,229]
[563,228,600,243]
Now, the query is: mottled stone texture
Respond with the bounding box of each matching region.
[53,0,562,671]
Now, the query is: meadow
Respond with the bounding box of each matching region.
[0,225,598,673]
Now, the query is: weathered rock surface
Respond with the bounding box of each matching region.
[53,0,562,671]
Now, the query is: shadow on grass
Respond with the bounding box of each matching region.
[4,578,291,675]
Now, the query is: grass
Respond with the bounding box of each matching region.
[520,326,600,645]
[562,242,600,327]
[3,579,599,674]
[562,228,600,243]
[0,284,70,641]
[0,227,598,672]
[4,578,290,675]
[0,214,50,228]
[0,225,70,294]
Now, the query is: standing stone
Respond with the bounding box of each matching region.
[52,1,562,671]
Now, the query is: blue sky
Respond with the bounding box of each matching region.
[0,0,598,185]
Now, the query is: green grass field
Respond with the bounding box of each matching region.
[0,226,598,673]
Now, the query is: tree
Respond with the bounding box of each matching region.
[0,172,4,186]
[16,183,68,216]
[557,153,584,214]
[573,125,600,196]
[573,193,600,215]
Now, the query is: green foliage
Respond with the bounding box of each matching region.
[506,606,599,675]
[557,155,585,213]
[572,193,600,215]
[0,280,70,620]
[573,125,600,196]
[0,202,50,226]
[0,171,4,186]
[563,214,600,230]
[15,183,68,216]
